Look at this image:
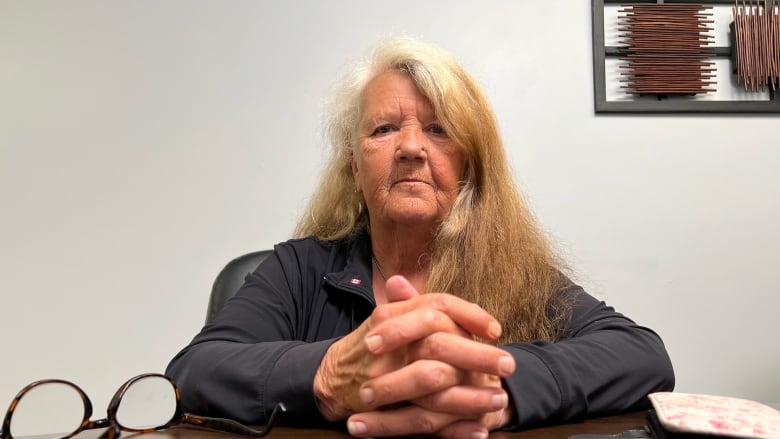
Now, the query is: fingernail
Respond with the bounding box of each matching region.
[470,431,488,439]
[488,321,502,339]
[498,355,515,376]
[360,386,375,404]
[348,420,367,435]
[491,392,508,410]
[365,335,383,352]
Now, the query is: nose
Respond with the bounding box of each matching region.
[395,127,427,162]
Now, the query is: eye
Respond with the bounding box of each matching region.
[372,124,395,136]
[426,124,447,136]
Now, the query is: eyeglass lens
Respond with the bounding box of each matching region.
[10,382,84,438]
[114,375,176,430]
[5,375,282,439]
[8,376,177,438]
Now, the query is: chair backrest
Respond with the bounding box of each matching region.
[206,249,273,324]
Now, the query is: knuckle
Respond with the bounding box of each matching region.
[412,412,438,434]
[421,332,446,358]
[365,361,387,378]
[376,382,393,399]
[430,293,449,311]
[372,304,393,322]
[420,362,451,390]
[422,308,439,327]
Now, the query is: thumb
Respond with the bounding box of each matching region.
[384,275,420,303]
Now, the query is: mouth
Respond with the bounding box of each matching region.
[394,173,429,182]
[393,178,428,186]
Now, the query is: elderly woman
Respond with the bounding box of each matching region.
[166,38,674,438]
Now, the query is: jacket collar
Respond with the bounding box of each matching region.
[323,232,375,304]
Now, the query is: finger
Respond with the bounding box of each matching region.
[365,307,463,353]
[384,274,420,302]
[408,332,516,377]
[312,319,409,420]
[413,385,508,416]
[359,360,464,408]
[347,405,460,438]
[437,403,514,439]
[436,420,490,439]
[366,294,501,352]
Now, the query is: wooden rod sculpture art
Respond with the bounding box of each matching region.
[618,4,716,96]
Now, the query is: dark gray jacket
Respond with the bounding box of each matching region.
[165,234,674,429]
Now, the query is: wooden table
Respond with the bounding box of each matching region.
[108,411,646,439]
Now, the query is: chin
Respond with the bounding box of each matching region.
[387,206,440,226]
[376,195,444,227]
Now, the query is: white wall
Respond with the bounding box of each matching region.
[1,0,778,419]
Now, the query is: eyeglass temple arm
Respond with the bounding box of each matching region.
[182,403,286,437]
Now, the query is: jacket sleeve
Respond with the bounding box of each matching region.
[500,284,675,428]
[165,249,336,426]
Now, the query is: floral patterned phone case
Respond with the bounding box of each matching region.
[569,393,780,439]
[646,392,780,439]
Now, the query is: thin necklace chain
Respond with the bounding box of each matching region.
[372,253,387,281]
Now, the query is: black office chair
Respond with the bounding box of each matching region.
[206,249,273,324]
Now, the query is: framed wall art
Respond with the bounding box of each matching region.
[592,0,780,113]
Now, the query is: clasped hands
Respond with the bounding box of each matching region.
[313,275,515,439]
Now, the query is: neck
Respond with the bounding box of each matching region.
[369,221,433,295]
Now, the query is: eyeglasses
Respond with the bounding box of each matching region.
[0,373,285,439]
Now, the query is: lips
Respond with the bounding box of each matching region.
[393,177,429,185]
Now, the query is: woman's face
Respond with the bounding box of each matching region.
[352,70,466,230]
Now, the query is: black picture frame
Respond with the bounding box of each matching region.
[592,0,780,113]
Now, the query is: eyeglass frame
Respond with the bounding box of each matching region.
[0,373,286,439]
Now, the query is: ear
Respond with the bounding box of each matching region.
[351,153,361,193]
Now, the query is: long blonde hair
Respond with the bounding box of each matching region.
[294,38,570,343]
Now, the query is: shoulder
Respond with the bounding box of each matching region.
[554,276,605,313]
[270,235,359,274]
[273,236,345,262]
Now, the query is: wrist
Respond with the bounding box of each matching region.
[313,351,347,421]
